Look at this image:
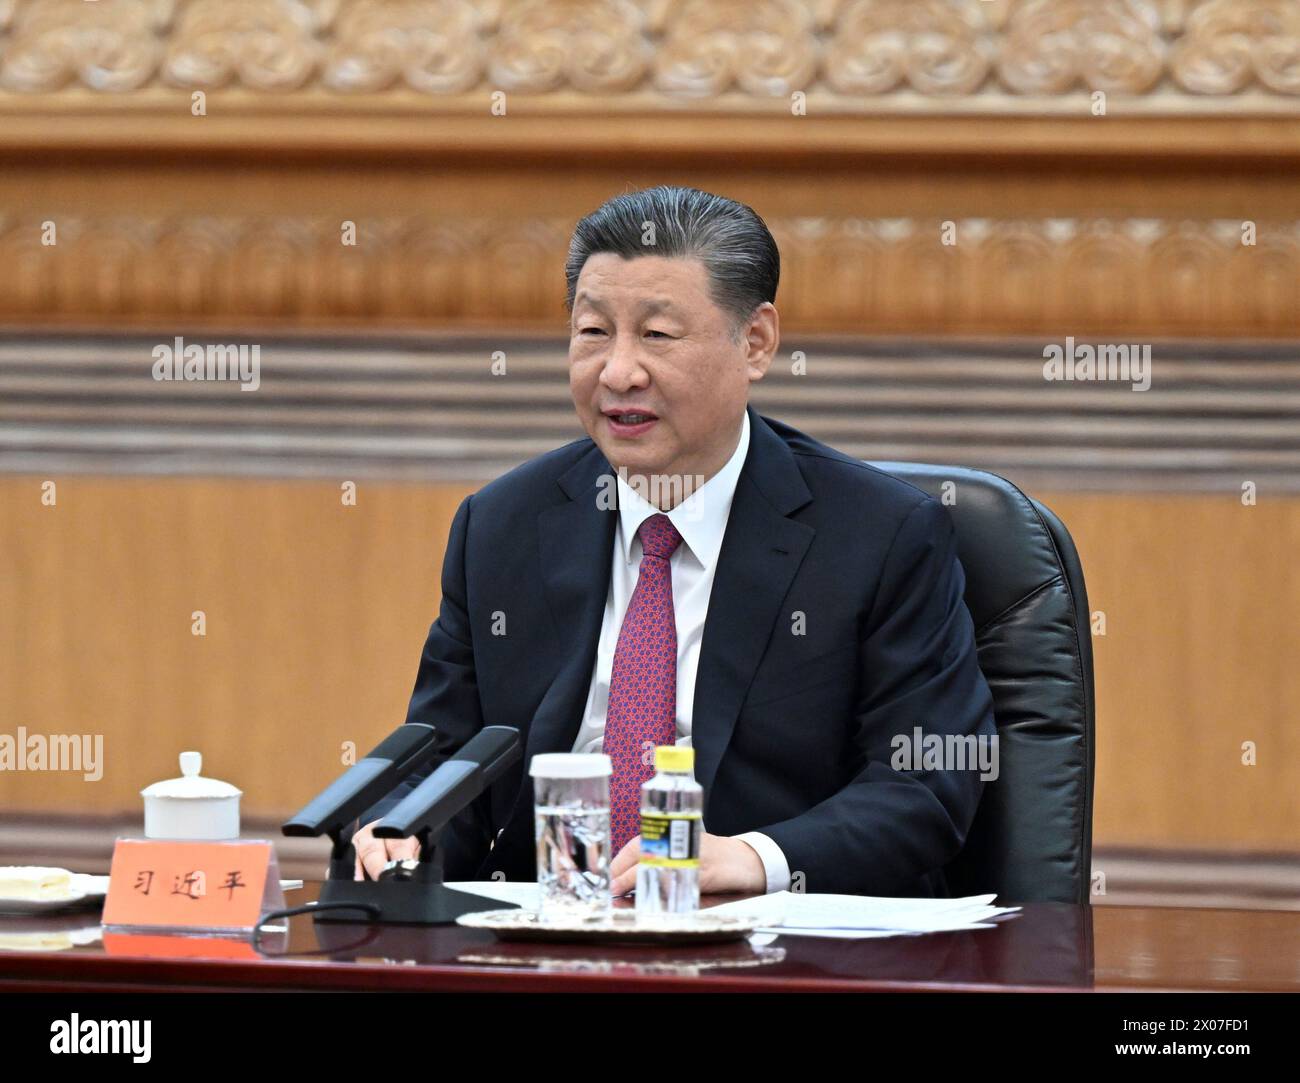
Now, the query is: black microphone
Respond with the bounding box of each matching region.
[307,726,524,925]
[281,722,440,839]
[372,726,521,840]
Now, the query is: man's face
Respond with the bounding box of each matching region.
[568,253,776,497]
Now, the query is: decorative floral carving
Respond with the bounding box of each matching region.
[1171,0,1300,94]
[1,214,1296,335]
[655,0,817,97]
[0,0,169,92]
[489,0,649,93]
[162,0,321,90]
[0,0,1295,99]
[998,0,1165,94]
[323,0,483,93]
[825,0,991,96]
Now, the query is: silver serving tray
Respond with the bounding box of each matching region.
[456,908,764,944]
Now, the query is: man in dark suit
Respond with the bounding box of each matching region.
[354,185,996,897]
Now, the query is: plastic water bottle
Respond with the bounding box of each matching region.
[635,746,702,916]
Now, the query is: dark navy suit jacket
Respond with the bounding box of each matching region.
[362,405,996,895]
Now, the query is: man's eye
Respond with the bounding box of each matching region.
[576,327,670,338]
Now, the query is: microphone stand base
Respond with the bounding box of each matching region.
[314,877,518,926]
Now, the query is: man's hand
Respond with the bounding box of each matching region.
[352,818,420,881]
[609,832,766,897]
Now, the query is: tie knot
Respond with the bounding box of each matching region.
[637,513,683,560]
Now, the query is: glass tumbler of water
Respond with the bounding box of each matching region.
[530,753,612,919]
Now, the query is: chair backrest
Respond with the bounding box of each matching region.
[871,462,1095,904]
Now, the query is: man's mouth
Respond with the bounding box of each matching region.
[602,408,659,435]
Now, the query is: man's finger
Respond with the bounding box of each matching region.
[609,837,641,896]
[357,837,389,881]
[391,836,419,862]
[356,834,420,881]
[609,837,640,878]
[611,864,637,897]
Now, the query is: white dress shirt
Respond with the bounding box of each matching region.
[571,409,791,893]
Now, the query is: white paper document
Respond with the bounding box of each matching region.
[704,891,1021,939]
[446,880,541,909]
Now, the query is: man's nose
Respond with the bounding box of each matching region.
[599,335,650,391]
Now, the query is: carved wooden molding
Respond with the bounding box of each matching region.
[1,0,1298,107]
[1,214,1296,335]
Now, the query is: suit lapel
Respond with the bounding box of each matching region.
[530,446,617,763]
[495,445,616,854]
[692,407,815,810]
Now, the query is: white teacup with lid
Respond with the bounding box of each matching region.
[140,751,242,840]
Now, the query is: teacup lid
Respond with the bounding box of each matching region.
[529,753,611,779]
[140,751,242,800]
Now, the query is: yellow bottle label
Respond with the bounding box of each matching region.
[639,812,702,868]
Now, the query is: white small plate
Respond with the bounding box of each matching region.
[457,908,765,945]
[0,873,108,915]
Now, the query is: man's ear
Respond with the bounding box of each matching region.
[745,302,779,382]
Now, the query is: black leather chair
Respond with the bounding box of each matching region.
[872,463,1095,905]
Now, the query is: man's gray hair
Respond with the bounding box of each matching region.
[564,185,779,341]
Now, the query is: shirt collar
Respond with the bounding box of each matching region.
[615,409,750,571]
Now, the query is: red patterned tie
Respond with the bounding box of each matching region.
[605,512,684,853]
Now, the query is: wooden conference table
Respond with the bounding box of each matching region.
[0,882,1296,992]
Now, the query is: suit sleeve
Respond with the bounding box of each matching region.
[758,496,997,895]
[357,494,489,843]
